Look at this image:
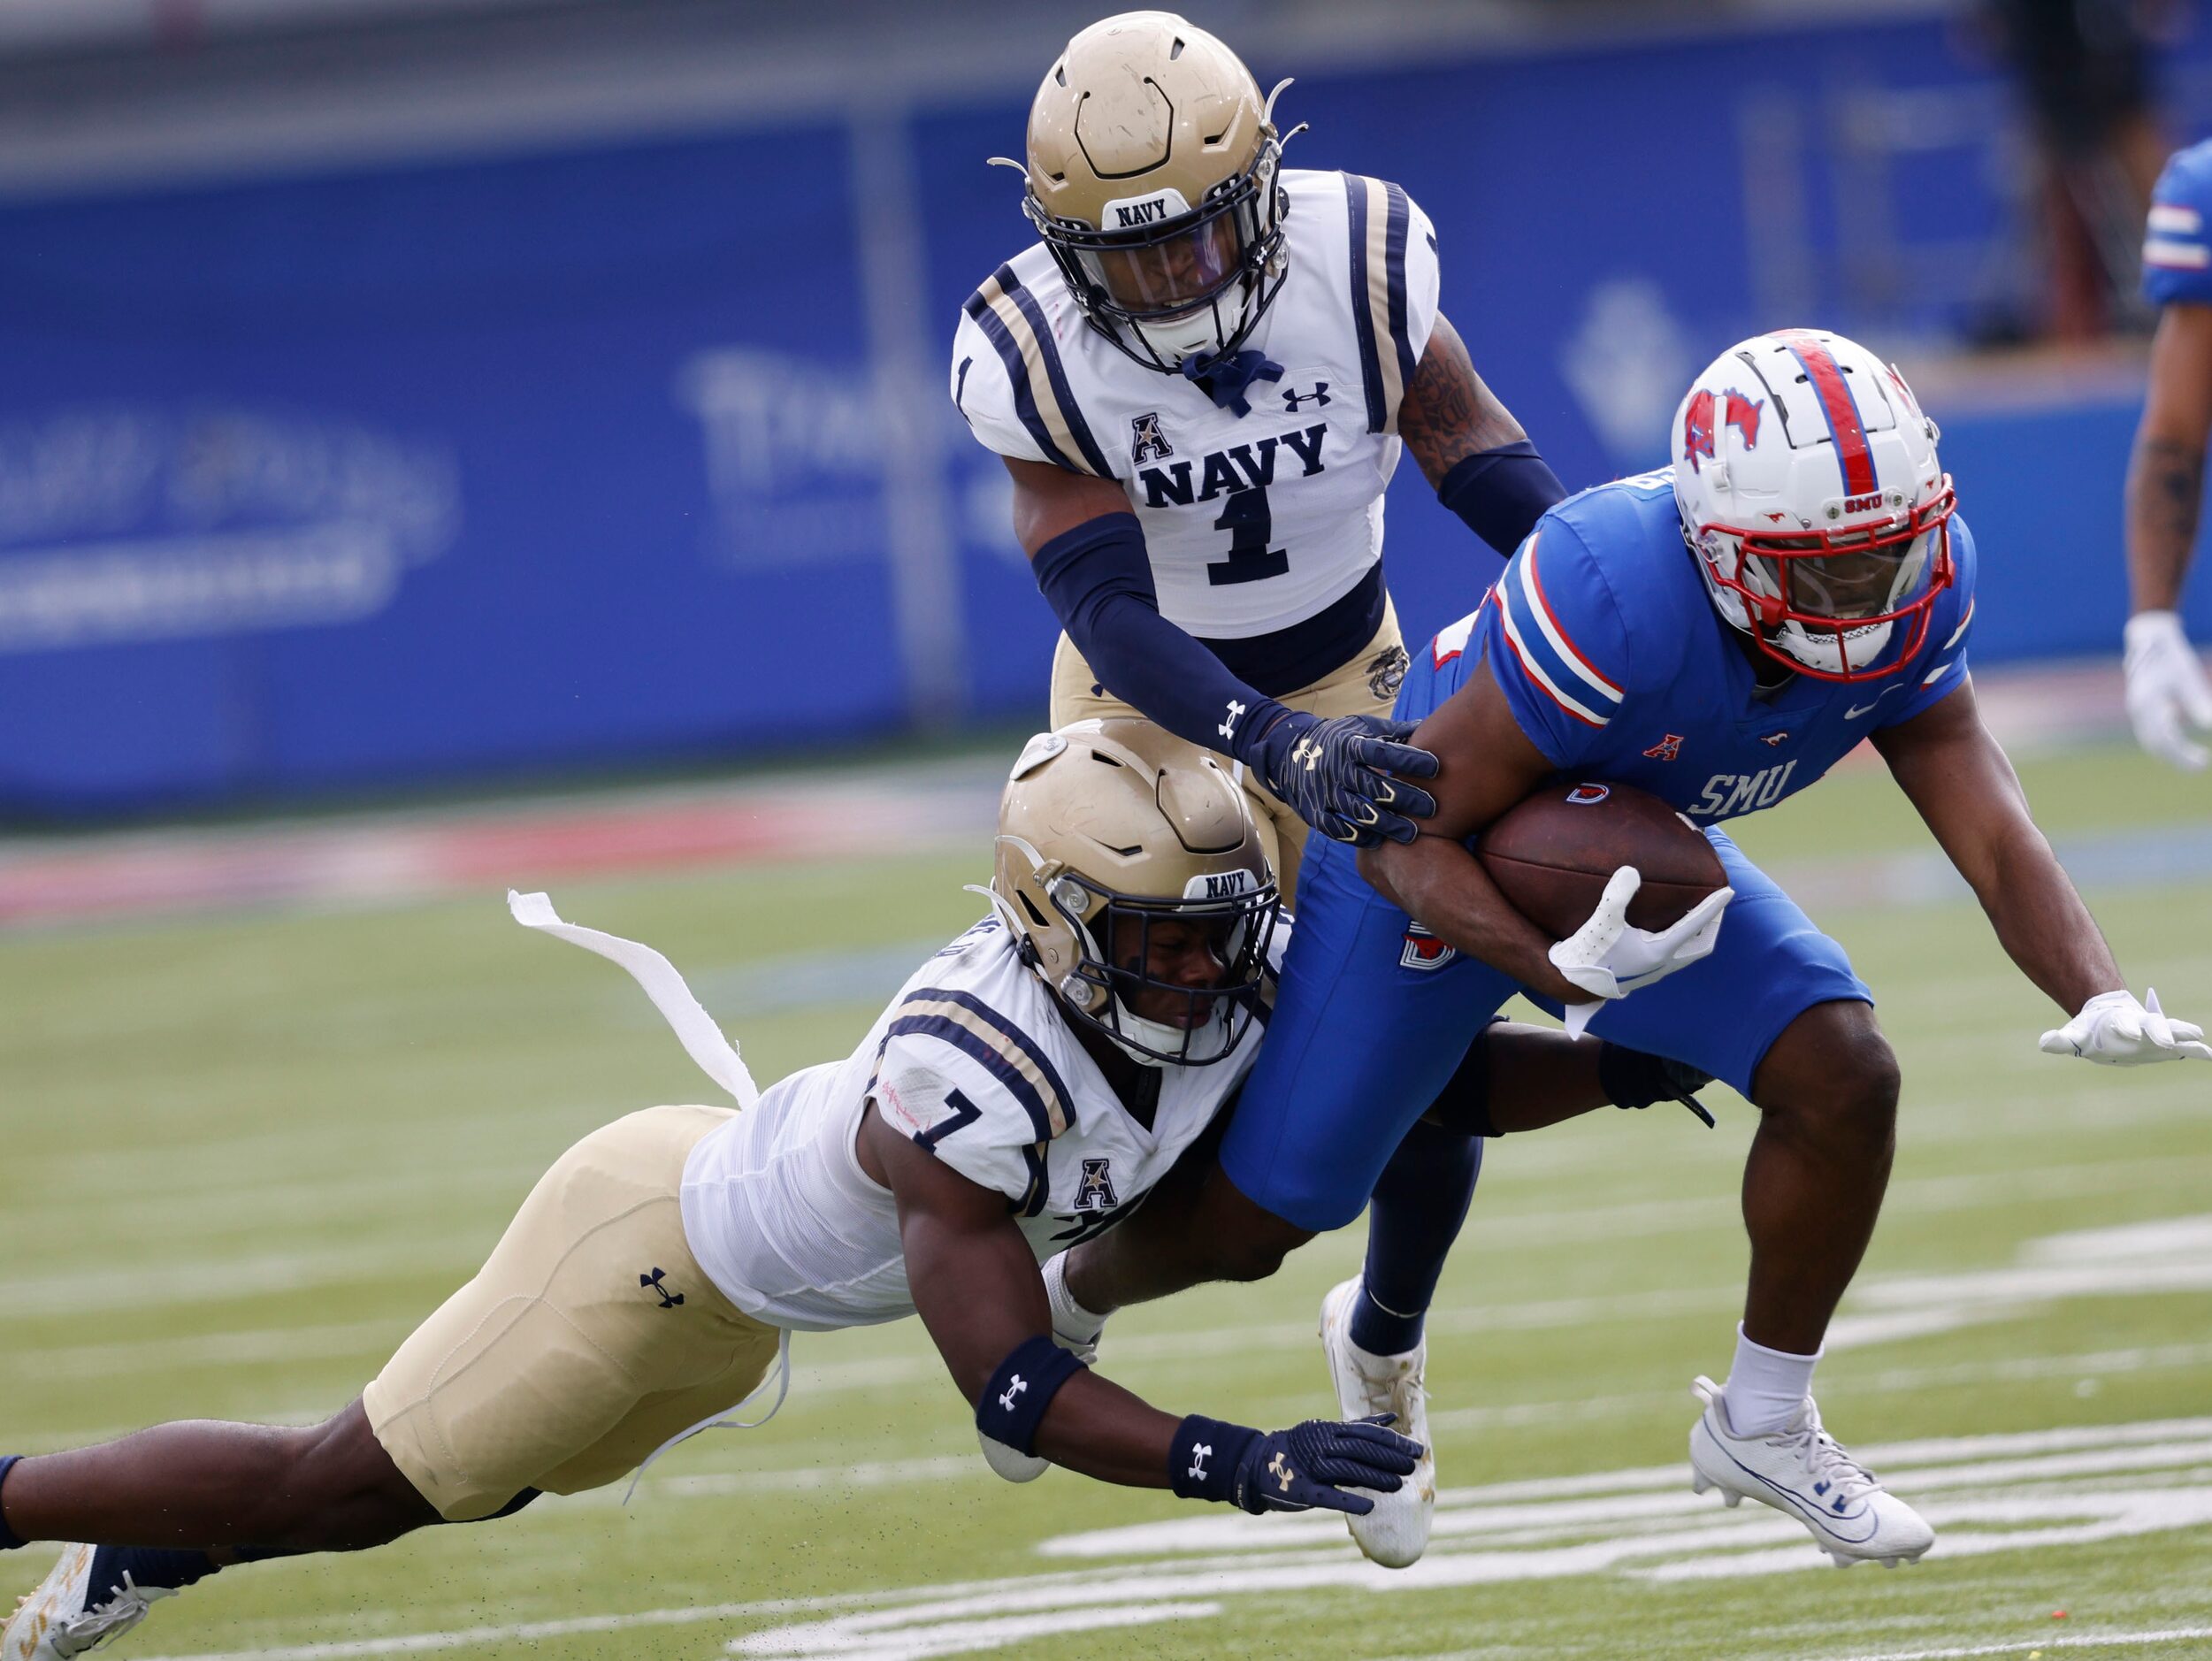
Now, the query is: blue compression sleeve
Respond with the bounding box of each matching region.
[1436,441,1568,556]
[1033,512,1286,759]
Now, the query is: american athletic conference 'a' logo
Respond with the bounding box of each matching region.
[1074,1157,1119,1214]
[1131,412,1173,464]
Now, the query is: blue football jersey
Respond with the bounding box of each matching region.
[1406,470,1979,823]
[2145,139,2212,308]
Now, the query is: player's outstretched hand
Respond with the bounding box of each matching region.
[1548,867,1734,1013]
[1171,1412,1421,1516]
[2124,611,2212,772]
[1248,710,1439,846]
[2039,988,2212,1065]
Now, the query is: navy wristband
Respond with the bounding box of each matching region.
[1169,1413,1260,1504]
[1437,441,1568,556]
[976,1335,1085,1458]
[0,1455,25,1550]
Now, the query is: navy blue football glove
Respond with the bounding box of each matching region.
[1170,1412,1420,1515]
[1243,706,1439,847]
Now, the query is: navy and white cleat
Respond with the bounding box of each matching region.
[1688,1375,1934,1567]
[1319,1276,1434,1568]
[4,1544,177,1660]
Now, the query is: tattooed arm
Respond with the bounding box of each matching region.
[1399,312,1567,555]
[1399,314,1528,485]
[2127,302,2212,613]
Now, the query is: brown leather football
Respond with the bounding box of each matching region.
[1476,781,1726,938]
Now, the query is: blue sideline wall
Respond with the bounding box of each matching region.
[3,11,2208,810]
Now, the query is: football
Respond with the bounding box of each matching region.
[1476,781,1727,938]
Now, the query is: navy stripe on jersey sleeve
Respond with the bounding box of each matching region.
[884,1013,1057,1143]
[1016,1143,1049,1218]
[963,287,1079,472]
[996,272,1114,478]
[887,984,1075,1140]
[1382,181,1419,405]
[1345,172,1388,434]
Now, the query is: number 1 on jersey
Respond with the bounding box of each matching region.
[1206,486,1290,586]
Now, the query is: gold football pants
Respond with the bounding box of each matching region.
[364,1105,779,1520]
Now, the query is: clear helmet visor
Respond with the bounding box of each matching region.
[1778,530,1933,621]
[1741,527,1934,624]
[1073,208,1246,318]
[1050,878,1278,1067]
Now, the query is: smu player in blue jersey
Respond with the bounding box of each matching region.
[1059,328,2210,1571]
[2124,139,2212,769]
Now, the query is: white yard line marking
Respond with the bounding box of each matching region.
[1818,1627,2212,1661]
[117,1416,2212,1661]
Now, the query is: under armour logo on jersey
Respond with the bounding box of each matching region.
[1643,733,1685,762]
[1219,698,1246,741]
[1282,382,1331,411]
[999,1375,1029,1414]
[1130,411,1173,464]
[1187,1442,1213,1481]
[1074,1157,1119,1214]
[639,1267,684,1309]
[1268,1451,1296,1491]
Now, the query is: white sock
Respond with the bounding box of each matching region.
[1720,1322,1821,1437]
[1043,1252,1108,1347]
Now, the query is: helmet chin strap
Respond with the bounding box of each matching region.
[1772,616,1894,674]
[1105,997,1228,1068]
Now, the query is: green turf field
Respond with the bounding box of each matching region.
[4,740,2209,1661]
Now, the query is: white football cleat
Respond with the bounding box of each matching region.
[1688,1375,1934,1567]
[4,1544,177,1660]
[1319,1276,1434,1568]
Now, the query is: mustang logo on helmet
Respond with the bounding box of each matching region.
[1680,387,1764,474]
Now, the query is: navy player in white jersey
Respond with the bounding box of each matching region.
[950,12,1609,1562]
[2125,138,2212,769]
[1,723,1426,1659]
[951,10,1565,900]
[0,718,1698,1656]
[1058,328,2212,1573]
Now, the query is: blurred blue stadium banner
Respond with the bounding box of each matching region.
[4,8,2210,810]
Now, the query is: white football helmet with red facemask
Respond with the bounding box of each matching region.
[1671,329,1956,681]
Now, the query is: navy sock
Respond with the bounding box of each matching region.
[86,1545,219,1596]
[0,1456,24,1550]
[1350,1118,1484,1355]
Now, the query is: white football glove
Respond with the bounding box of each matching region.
[2038,987,2212,1065]
[1550,866,1734,1037]
[2123,610,2212,772]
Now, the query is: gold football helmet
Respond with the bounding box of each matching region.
[991,718,1278,1066]
[998,11,1299,373]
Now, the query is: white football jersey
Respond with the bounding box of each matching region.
[952,170,1441,645]
[680,913,1283,1332]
